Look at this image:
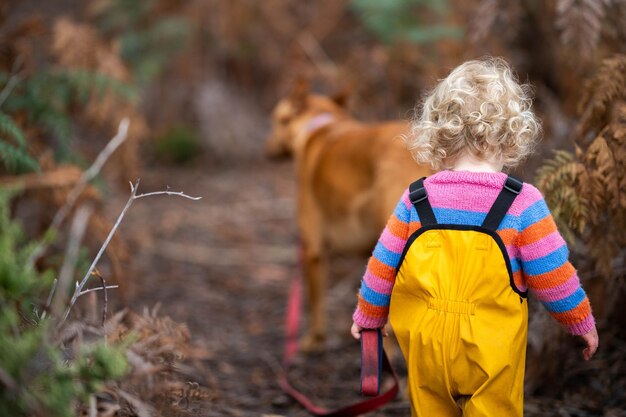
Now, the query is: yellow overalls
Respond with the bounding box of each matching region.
[389,176,528,417]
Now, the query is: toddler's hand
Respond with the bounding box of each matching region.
[351,322,364,340]
[580,326,599,361]
[350,322,389,340]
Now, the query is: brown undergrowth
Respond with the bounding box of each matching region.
[71,306,215,417]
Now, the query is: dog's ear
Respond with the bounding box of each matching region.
[331,88,351,108]
[289,77,310,113]
[332,80,354,108]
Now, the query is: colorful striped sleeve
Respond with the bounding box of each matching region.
[352,191,412,328]
[517,186,595,335]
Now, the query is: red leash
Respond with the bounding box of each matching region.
[278,253,399,416]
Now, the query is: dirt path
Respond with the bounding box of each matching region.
[109,159,410,416]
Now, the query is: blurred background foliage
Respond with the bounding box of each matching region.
[153,125,200,164]
[91,0,191,85]
[351,0,462,44]
[0,69,136,173]
[0,0,624,415]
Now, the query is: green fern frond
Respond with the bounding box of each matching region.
[0,140,39,174]
[0,110,38,174]
[1,68,137,163]
[0,112,27,147]
[62,70,138,103]
[36,108,70,138]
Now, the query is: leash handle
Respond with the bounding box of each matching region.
[279,347,399,417]
[280,257,399,416]
[360,329,383,397]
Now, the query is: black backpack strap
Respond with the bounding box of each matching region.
[409,177,437,226]
[481,175,523,230]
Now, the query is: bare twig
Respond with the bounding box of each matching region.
[43,279,58,318]
[58,189,135,326]
[0,57,24,108]
[88,394,97,417]
[0,73,22,109]
[77,285,119,297]
[95,271,109,327]
[27,118,130,267]
[58,179,201,326]
[45,205,93,319]
[0,367,17,391]
[134,185,202,201]
[52,118,130,229]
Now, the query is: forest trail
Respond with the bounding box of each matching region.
[108,159,409,416]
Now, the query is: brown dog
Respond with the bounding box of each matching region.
[266,80,431,350]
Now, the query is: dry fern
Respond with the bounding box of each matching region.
[67,306,214,417]
[555,0,607,59]
[51,17,149,184]
[536,150,588,242]
[537,55,626,286]
[577,54,626,138]
[469,0,522,45]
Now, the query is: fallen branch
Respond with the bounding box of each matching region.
[58,179,201,326]
[27,118,130,267]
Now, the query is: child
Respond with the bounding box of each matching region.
[350,57,599,416]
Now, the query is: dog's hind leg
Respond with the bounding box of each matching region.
[300,244,328,352]
[297,195,329,352]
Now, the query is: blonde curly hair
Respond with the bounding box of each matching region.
[405,57,541,170]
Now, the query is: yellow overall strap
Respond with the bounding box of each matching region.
[408,177,436,226]
[481,175,523,230]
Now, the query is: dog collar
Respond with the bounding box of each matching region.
[302,112,334,136]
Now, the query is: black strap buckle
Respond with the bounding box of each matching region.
[409,187,428,204]
[503,176,523,195]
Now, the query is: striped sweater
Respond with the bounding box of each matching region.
[352,170,595,336]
